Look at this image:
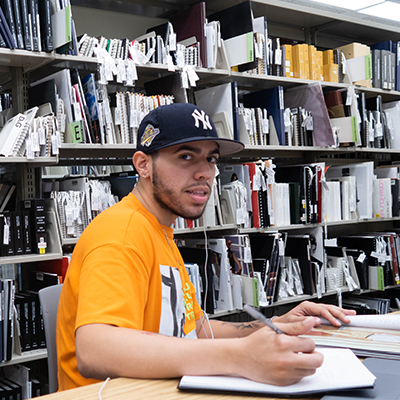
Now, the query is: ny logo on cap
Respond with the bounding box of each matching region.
[192,109,213,130]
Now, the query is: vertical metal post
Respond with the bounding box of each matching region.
[10,67,29,115]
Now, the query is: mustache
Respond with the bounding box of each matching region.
[185,182,212,192]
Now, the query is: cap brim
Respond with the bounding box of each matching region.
[150,137,245,156]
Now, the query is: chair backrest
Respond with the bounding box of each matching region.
[38,284,63,394]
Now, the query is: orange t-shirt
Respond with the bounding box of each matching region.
[56,193,202,390]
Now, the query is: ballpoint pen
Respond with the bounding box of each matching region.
[243,304,285,334]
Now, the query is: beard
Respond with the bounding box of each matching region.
[152,167,209,221]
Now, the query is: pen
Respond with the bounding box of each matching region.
[243,304,285,334]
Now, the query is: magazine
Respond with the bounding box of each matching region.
[303,314,400,360]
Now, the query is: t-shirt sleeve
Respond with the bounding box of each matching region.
[75,243,156,332]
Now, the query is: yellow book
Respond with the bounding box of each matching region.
[323,49,334,65]
[292,44,301,79]
[302,44,309,80]
[293,44,308,79]
[282,44,293,78]
[323,63,338,83]
[317,50,323,81]
[308,45,318,80]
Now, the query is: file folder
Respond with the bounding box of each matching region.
[243,86,286,146]
[170,2,207,68]
[208,1,256,72]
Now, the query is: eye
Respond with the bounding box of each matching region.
[208,155,219,163]
[180,154,192,161]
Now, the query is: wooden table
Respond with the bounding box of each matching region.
[37,377,322,400]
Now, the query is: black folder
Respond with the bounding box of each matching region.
[285,235,314,295]
[144,73,188,104]
[208,1,257,72]
[243,87,286,146]
[28,79,57,114]
[170,2,207,68]
[248,233,276,289]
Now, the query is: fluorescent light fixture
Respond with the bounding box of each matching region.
[359,1,400,21]
[305,0,383,11]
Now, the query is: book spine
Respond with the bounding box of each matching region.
[19,0,31,50]
[40,0,52,52]
[12,0,24,48]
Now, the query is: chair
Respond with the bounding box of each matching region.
[38,284,63,394]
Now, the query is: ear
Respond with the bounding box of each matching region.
[133,151,151,178]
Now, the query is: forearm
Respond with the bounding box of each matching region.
[76,324,242,381]
[197,317,263,339]
[76,319,324,386]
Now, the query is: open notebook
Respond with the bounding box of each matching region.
[178,348,375,396]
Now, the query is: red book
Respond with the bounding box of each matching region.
[36,257,69,282]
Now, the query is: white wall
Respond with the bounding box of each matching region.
[72,6,166,40]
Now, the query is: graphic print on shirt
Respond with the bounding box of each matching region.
[159,264,186,337]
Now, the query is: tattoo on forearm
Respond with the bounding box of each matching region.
[220,321,264,330]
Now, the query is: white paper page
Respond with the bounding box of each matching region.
[179,348,375,395]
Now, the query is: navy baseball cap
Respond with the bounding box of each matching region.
[136,103,244,156]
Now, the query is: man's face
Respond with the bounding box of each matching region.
[151,140,219,221]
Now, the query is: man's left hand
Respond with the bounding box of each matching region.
[273,301,356,327]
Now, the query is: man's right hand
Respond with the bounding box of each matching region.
[236,317,323,386]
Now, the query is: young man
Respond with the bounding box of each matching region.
[56,103,355,391]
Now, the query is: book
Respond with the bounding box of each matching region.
[28,0,39,51]
[304,314,400,360]
[1,0,17,47]
[0,114,27,157]
[39,0,52,52]
[19,0,31,50]
[12,0,24,49]
[178,347,375,396]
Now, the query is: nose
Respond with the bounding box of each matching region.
[194,159,214,181]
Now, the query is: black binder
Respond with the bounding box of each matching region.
[208,1,257,72]
[11,0,24,48]
[13,211,24,255]
[14,293,31,352]
[21,198,46,254]
[1,0,17,46]
[28,0,39,51]
[285,235,314,295]
[0,4,16,49]
[0,211,14,256]
[39,0,52,52]
[19,0,31,50]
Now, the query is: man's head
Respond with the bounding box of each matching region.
[133,104,243,226]
[136,103,244,156]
